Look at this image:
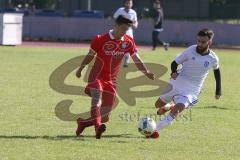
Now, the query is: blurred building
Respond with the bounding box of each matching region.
[0,0,9,8]
[54,0,210,18]
[0,0,240,19]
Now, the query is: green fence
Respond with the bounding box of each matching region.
[210,0,240,18]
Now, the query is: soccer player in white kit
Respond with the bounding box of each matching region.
[113,0,138,67]
[148,29,222,138]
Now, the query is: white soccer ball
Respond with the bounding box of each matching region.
[138,117,156,136]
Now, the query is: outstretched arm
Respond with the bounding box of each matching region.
[76,49,96,78]
[131,53,155,80]
[214,68,222,99]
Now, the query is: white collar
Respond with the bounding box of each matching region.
[109,30,124,41]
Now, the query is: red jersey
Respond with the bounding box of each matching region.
[88,31,137,83]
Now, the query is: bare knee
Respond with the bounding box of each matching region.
[90,89,102,106]
[170,103,185,117]
[155,98,166,108]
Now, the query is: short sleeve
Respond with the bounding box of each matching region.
[90,35,101,53]
[113,9,120,19]
[175,50,189,64]
[212,55,220,70]
[129,40,138,57]
[133,11,138,21]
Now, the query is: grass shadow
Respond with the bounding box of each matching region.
[0,134,140,141]
[0,135,83,141]
[195,105,240,110]
[102,134,140,139]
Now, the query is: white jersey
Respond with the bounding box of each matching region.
[172,45,219,97]
[113,7,137,38]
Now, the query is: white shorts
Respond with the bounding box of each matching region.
[160,86,198,108]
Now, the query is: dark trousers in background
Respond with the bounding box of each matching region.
[152,30,165,49]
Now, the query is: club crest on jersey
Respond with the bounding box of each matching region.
[192,57,196,60]
[204,61,210,67]
[119,41,131,51]
[121,42,127,49]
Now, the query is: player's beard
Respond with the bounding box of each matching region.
[196,45,209,54]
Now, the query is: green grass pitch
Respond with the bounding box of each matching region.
[0,45,239,160]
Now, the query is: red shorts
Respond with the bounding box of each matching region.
[85,79,117,108]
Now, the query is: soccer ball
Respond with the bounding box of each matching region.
[138,117,156,136]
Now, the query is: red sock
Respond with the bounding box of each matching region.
[77,106,101,130]
[78,117,94,128]
[91,106,101,131]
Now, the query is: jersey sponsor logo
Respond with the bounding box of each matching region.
[103,41,118,52]
[103,41,126,57]
[105,50,125,56]
[204,61,210,68]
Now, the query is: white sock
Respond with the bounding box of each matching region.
[156,114,175,131]
[164,103,172,110]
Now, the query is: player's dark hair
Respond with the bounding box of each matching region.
[115,15,133,26]
[197,29,214,40]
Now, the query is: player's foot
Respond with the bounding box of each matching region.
[146,131,159,139]
[163,43,170,51]
[96,124,106,139]
[157,103,174,115]
[152,47,156,51]
[76,118,86,136]
[123,64,128,68]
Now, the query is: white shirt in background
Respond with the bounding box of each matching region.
[113,7,138,38]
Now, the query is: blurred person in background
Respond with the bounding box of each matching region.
[152,0,169,51]
[113,0,138,67]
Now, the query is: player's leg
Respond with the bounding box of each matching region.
[163,42,170,51]
[155,87,176,115]
[148,102,185,139]
[156,95,189,132]
[100,95,116,123]
[123,53,131,67]
[148,95,191,139]
[155,97,166,108]
[95,82,117,139]
[152,30,158,50]
[100,93,116,123]
[156,103,185,132]
[157,31,169,51]
[76,81,103,137]
[90,88,103,130]
[76,88,103,137]
[100,83,117,123]
[155,98,175,115]
[90,88,108,139]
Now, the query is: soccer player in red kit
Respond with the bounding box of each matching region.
[75,15,155,139]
